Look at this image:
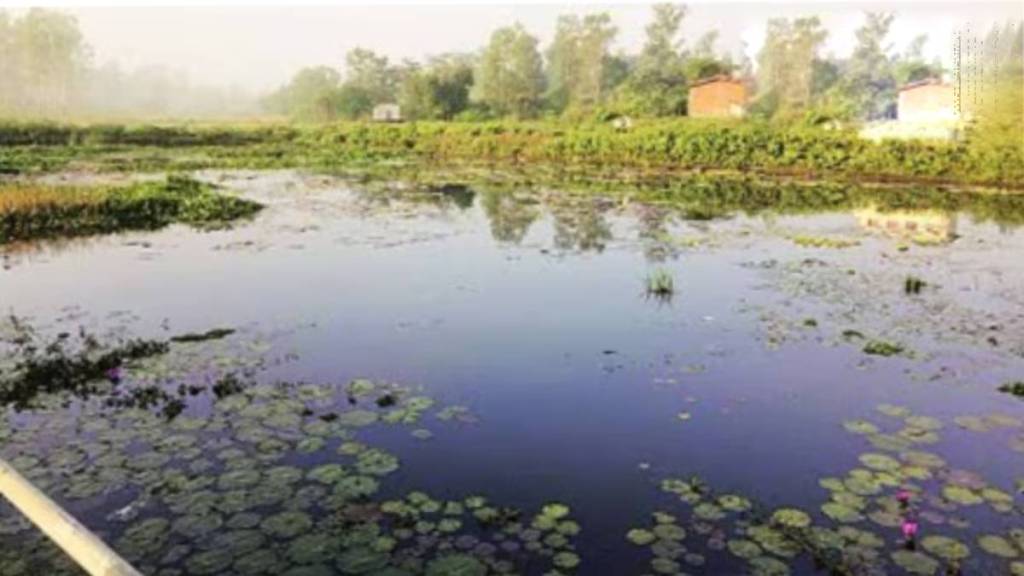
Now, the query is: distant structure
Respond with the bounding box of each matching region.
[372,104,402,123]
[898,79,956,123]
[687,75,748,118]
[609,115,633,131]
[859,78,962,142]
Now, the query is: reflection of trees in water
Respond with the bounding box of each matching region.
[634,204,675,263]
[550,197,614,253]
[479,189,540,244]
[431,184,476,210]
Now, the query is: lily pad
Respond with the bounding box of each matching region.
[727,539,762,559]
[977,534,1019,558]
[891,550,939,575]
[552,551,581,569]
[770,508,811,529]
[424,554,486,576]
[260,511,312,539]
[920,535,970,561]
[627,528,656,546]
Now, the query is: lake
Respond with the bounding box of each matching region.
[2,170,1023,576]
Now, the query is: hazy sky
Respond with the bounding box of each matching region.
[55,2,1023,93]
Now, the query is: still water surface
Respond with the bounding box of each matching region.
[2,171,1023,576]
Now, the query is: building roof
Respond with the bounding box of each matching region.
[899,78,948,92]
[689,74,745,89]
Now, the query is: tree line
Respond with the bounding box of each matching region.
[1,6,1020,124]
[266,4,1022,124]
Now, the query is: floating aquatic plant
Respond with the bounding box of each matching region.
[862,340,905,357]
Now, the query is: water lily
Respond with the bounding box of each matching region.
[106,366,123,383]
[901,519,919,540]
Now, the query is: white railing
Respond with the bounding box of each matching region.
[0,458,142,576]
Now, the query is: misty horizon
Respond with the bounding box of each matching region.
[47,3,1024,93]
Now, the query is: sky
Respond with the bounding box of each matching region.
[45,2,1024,93]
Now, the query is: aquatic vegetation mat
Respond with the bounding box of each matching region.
[0,175,262,244]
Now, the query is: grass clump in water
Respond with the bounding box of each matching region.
[997,381,1024,398]
[645,269,675,300]
[0,174,262,244]
[904,276,926,295]
[863,340,905,357]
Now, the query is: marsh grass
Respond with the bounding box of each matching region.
[645,269,675,301]
[0,175,262,244]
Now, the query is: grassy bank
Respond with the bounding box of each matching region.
[1,119,1021,188]
[0,175,263,244]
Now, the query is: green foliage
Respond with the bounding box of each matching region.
[262,66,343,121]
[839,13,897,120]
[757,17,829,113]
[0,174,262,243]
[1,118,1021,187]
[544,13,618,113]
[610,4,688,117]
[473,23,545,118]
[399,55,474,120]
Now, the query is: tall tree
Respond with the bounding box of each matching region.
[344,48,398,104]
[842,12,896,119]
[398,55,473,120]
[613,3,688,116]
[891,34,942,85]
[262,66,342,121]
[5,9,88,115]
[684,29,734,81]
[756,17,828,114]
[544,13,617,113]
[473,23,545,118]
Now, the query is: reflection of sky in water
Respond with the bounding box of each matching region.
[2,171,1024,574]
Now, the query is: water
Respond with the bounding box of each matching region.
[2,170,1023,576]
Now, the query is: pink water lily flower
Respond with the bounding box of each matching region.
[105,366,123,383]
[901,520,919,539]
[896,489,912,503]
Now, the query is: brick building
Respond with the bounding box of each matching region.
[897,79,956,122]
[687,76,748,118]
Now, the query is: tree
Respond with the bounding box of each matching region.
[344,48,397,104]
[891,35,942,85]
[263,66,342,121]
[840,12,896,119]
[684,30,734,82]
[756,17,828,114]
[612,4,688,116]
[544,13,617,113]
[398,54,474,121]
[1,8,88,116]
[473,23,545,118]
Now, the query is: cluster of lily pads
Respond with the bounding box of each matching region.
[0,334,580,576]
[625,403,1023,576]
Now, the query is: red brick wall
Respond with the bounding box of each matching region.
[688,81,747,118]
